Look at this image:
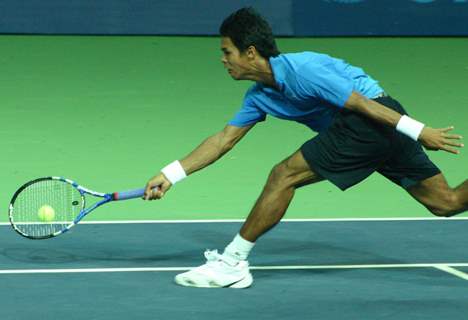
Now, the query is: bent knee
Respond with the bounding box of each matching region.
[269,162,289,182]
[427,192,460,217]
[268,161,298,188]
[267,152,318,189]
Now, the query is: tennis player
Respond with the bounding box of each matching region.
[144,7,467,288]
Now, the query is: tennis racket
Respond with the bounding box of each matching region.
[8,176,151,240]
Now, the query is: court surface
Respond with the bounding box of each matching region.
[1,219,467,320]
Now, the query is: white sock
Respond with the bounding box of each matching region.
[223,234,255,261]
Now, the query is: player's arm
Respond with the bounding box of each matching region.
[144,124,254,200]
[344,91,464,154]
[181,124,253,174]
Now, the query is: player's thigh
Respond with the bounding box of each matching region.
[274,149,324,188]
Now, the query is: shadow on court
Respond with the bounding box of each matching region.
[0,220,467,320]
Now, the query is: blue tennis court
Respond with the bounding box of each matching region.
[1,219,467,320]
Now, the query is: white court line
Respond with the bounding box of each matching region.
[434,265,468,281]
[49,217,468,223]
[0,267,188,274]
[1,263,468,275]
[1,217,468,226]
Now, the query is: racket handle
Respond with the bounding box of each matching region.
[113,188,145,201]
[113,187,159,201]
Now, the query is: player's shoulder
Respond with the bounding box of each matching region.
[273,51,333,71]
[271,52,337,86]
[243,83,263,102]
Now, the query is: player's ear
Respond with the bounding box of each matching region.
[246,45,257,60]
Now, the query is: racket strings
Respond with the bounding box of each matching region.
[11,180,83,238]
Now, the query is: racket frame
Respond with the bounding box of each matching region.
[8,176,129,239]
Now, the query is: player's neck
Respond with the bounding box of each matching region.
[247,58,277,89]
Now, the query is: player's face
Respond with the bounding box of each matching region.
[220,37,251,80]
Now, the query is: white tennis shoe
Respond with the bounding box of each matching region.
[174,250,253,288]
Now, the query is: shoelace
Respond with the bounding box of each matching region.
[204,249,238,266]
[204,249,220,261]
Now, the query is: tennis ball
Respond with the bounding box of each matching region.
[38,205,55,222]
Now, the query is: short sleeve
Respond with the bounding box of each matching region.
[298,62,354,108]
[228,87,266,127]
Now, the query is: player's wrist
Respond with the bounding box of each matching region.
[396,115,425,141]
[161,160,187,185]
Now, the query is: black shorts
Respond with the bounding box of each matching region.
[300,96,441,191]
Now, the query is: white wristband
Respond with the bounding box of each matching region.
[396,115,425,141]
[161,160,187,185]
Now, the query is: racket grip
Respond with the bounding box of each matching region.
[113,188,145,201]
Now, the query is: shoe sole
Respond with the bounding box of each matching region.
[174,272,253,289]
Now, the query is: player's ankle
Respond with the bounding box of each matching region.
[223,233,255,261]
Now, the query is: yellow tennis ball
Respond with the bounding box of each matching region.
[38,205,55,222]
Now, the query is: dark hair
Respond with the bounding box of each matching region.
[219,7,280,59]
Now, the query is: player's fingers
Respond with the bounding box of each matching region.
[444,140,464,148]
[149,186,169,200]
[440,145,460,155]
[157,182,173,199]
[442,133,463,140]
[146,183,163,200]
[440,126,455,133]
[144,184,152,200]
[151,187,161,199]
[145,186,157,200]
[144,178,160,200]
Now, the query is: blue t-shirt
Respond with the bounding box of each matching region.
[229,52,384,132]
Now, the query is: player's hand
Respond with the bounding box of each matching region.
[419,126,464,154]
[143,173,172,200]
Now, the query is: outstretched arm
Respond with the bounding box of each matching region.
[344,92,464,154]
[144,124,254,200]
[179,124,253,175]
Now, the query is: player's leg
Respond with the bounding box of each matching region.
[174,150,323,288]
[239,149,323,242]
[377,141,468,217]
[371,95,467,216]
[174,95,395,288]
[407,173,468,217]
[173,108,388,288]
